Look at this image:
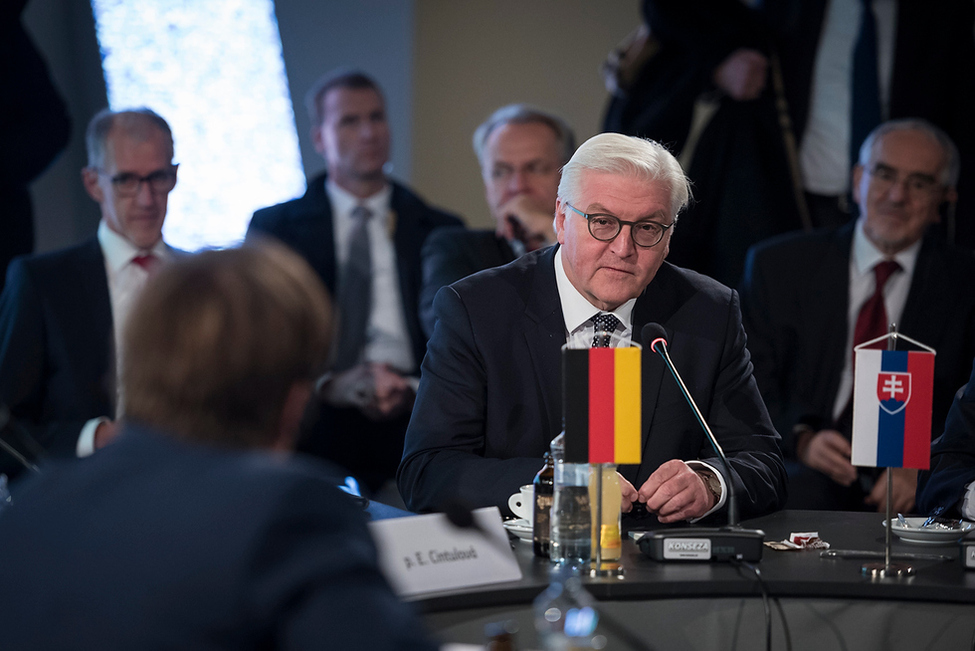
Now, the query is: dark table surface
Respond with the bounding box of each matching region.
[412,510,975,612]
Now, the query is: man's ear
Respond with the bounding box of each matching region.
[272,381,314,452]
[936,186,958,227]
[310,124,326,155]
[81,167,104,203]
[851,164,864,206]
[554,198,567,245]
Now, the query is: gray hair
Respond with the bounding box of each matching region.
[558,133,692,220]
[473,103,575,168]
[858,118,960,187]
[85,108,174,169]
[304,69,383,127]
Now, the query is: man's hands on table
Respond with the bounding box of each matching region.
[619,460,716,523]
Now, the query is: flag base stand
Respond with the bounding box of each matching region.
[860,458,916,579]
[853,324,929,579]
[861,561,915,579]
[590,561,625,578]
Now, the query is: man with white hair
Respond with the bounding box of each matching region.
[399,133,786,522]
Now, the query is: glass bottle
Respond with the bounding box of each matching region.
[533,572,605,650]
[533,451,555,557]
[548,432,591,570]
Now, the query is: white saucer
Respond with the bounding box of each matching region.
[503,518,533,542]
[884,517,975,545]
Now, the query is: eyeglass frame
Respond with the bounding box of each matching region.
[96,166,178,197]
[863,162,945,200]
[563,201,673,248]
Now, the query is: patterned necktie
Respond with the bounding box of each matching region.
[590,313,621,348]
[332,206,373,372]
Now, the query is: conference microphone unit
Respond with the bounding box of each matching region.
[635,323,764,563]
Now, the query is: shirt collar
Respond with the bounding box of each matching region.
[555,247,636,334]
[325,178,392,222]
[852,217,921,278]
[97,220,171,274]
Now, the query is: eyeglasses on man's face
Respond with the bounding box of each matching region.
[564,202,672,248]
[99,168,177,197]
[865,163,943,200]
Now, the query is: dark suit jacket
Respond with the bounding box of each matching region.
[0,423,435,650]
[0,238,113,477]
[398,246,787,520]
[247,173,462,371]
[419,226,516,338]
[739,222,975,458]
[917,358,975,517]
[246,174,462,491]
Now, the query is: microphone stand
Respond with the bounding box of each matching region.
[637,325,764,562]
[652,339,740,526]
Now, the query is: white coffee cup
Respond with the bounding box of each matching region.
[508,484,534,525]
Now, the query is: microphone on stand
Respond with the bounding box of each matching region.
[635,323,764,562]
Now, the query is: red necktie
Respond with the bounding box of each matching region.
[835,260,901,434]
[131,254,159,275]
[853,260,901,348]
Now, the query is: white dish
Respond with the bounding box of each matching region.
[884,517,975,545]
[503,518,533,543]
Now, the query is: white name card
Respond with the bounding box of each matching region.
[368,506,522,596]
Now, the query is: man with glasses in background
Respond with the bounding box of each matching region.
[0,108,181,479]
[399,132,786,523]
[418,104,574,337]
[740,119,975,513]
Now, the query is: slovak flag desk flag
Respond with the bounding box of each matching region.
[850,345,935,470]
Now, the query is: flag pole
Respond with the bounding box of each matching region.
[593,464,603,575]
[862,323,915,579]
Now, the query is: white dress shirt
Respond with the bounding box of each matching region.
[554,248,726,518]
[77,221,174,457]
[831,217,920,419]
[326,179,415,375]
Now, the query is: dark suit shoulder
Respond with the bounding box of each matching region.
[425,227,511,265]
[746,224,851,267]
[450,244,549,301]
[426,226,496,248]
[249,172,330,233]
[655,261,736,303]
[13,237,101,273]
[4,237,104,299]
[918,234,975,272]
[389,179,463,228]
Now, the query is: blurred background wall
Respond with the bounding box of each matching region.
[20,0,638,252]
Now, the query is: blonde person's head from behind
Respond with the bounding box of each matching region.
[121,240,332,451]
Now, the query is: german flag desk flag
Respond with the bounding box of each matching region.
[562,346,642,464]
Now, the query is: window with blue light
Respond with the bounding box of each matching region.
[90,0,306,251]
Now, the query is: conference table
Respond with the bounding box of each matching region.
[413,510,975,650]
